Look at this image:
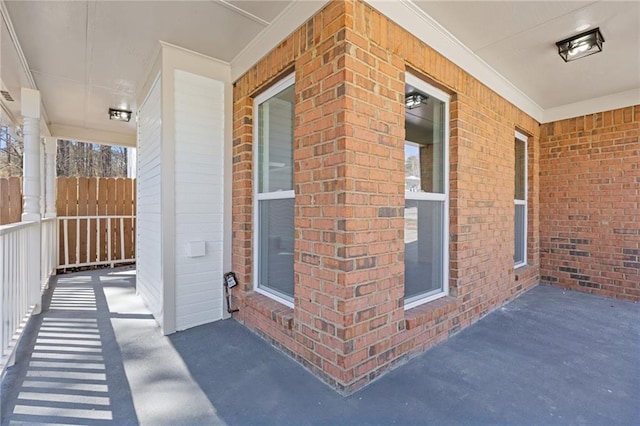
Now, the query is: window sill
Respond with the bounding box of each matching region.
[405,295,457,330]
[243,291,294,330]
[514,263,537,280]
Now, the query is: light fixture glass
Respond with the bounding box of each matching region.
[405,93,428,109]
[109,108,132,122]
[556,27,604,62]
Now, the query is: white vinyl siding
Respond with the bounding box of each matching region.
[174,70,225,330]
[136,76,163,324]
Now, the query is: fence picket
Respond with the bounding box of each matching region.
[0,178,8,225]
[88,178,97,263]
[1,177,136,269]
[97,179,108,262]
[78,177,89,264]
[124,179,134,259]
[56,177,66,265]
[107,179,116,260]
[0,178,23,225]
[67,177,78,266]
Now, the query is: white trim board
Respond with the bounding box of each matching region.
[229,0,637,124]
[366,0,640,123]
[365,0,544,123]
[403,73,450,311]
[0,0,51,136]
[50,124,136,147]
[230,0,329,82]
[542,88,640,123]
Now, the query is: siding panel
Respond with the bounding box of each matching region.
[174,70,225,330]
[136,77,164,325]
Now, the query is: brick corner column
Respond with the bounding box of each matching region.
[293,1,407,391]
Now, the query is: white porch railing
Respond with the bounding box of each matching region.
[0,221,43,375]
[58,215,136,269]
[1,214,135,377]
[41,217,57,290]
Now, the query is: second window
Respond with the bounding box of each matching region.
[254,74,296,305]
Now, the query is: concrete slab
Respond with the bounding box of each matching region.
[1,268,221,426]
[2,268,639,425]
[170,285,640,425]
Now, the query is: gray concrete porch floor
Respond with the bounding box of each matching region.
[1,267,639,425]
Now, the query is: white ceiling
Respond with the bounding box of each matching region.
[0,0,638,147]
[415,1,640,110]
[1,0,296,145]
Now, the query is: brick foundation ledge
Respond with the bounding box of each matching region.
[405,296,458,330]
[232,292,347,392]
[233,292,294,331]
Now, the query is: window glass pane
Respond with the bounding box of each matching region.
[259,198,295,299]
[514,204,526,264]
[405,86,445,194]
[405,199,444,301]
[258,85,295,193]
[515,138,526,200]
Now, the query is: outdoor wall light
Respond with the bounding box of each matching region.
[405,93,428,109]
[109,108,132,122]
[556,27,604,62]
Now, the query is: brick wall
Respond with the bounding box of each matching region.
[232,0,540,393]
[540,106,640,301]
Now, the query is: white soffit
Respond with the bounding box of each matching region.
[543,88,640,123]
[0,1,50,134]
[422,1,639,114]
[230,0,329,82]
[224,0,291,23]
[366,0,640,123]
[49,123,136,147]
[366,0,545,122]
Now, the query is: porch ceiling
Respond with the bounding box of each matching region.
[0,0,314,146]
[414,1,640,118]
[0,0,638,146]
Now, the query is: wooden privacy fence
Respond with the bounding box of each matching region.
[0,177,22,225]
[57,177,136,268]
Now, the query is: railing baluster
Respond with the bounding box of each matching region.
[0,221,53,374]
[97,217,101,264]
[53,215,135,269]
[1,233,5,354]
[63,219,69,267]
[119,217,125,262]
[75,217,80,266]
[86,217,91,264]
[107,219,112,265]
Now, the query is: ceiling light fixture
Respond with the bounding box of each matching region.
[556,27,604,62]
[405,93,428,109]
[109,108,132,122]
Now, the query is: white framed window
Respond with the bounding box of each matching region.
[514,130,528,268]
[253,73,295,307]
[404,74,450,310]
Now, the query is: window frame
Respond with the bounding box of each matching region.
[514,130,528,268]
[404,74,450,310]
[252,73,296,307]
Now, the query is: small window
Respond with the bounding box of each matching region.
[254,74,295,306]
[404,75,450,309]
[514,131,527,267]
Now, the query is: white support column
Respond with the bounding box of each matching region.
[40,138,45,216]
[44,137,57,218]
[127,147,137,178]
[21,88,42,222]
[21,87,42,315]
